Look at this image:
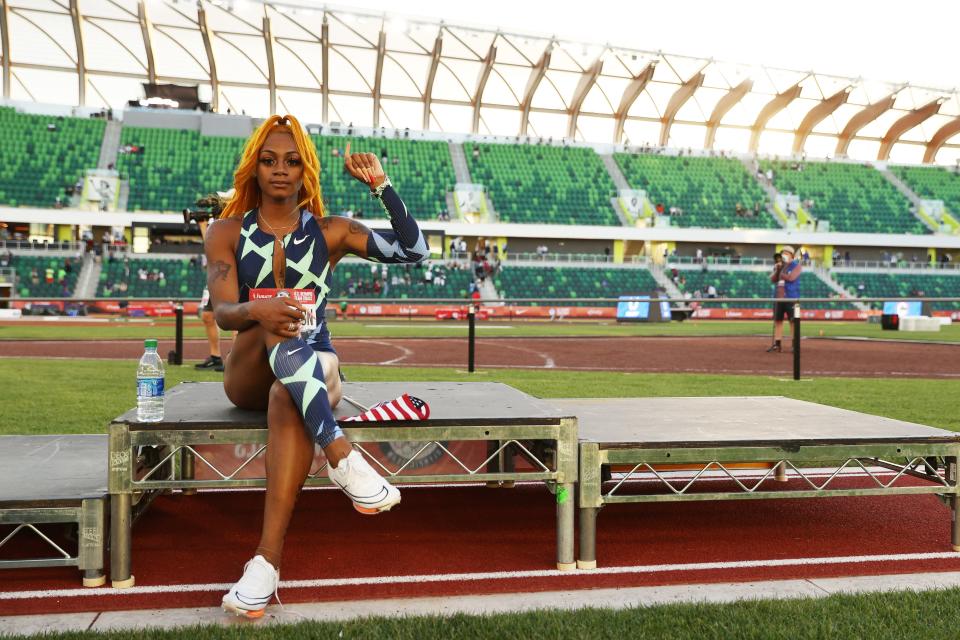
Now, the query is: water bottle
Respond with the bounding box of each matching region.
[137,339,165,422]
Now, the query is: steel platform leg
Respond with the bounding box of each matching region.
[953,495,960,553]
[577,506,598,570]
[110,492,135,588]
[556,482,575,570]
[79,498,106,587]
[181,448,197,496]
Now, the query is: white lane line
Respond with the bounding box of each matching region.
[478,340,556,368]
[351,339,413,365]
[363,325,515,330]
[3,551,958,601]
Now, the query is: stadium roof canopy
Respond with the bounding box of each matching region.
[6,0,960,164]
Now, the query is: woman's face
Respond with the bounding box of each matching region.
[256,129,303,203]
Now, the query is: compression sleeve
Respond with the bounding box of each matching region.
[365,183,430,264]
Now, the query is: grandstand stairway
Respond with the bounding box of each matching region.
[738,156,786,228]
[73,255,100,299]
[876,166,937,233]
[810,267,869,311]
[97,120,122,170]
[478,277,500,304]
[448,142,472,183]
[599,154,632,226]
[646,262,683,299]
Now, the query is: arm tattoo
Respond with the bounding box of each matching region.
[348,220,364,235]
[211,260,232,282]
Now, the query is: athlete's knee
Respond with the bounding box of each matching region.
[268,379,293,407]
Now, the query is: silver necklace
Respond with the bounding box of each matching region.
[258,207,300,238]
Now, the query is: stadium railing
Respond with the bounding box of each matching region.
[0,240,84,252]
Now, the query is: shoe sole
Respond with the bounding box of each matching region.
[222,601,266,619]
[353,496,401,515]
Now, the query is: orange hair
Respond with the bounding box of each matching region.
[220,114,324,219]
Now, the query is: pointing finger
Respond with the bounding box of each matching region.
[344,141,351,158]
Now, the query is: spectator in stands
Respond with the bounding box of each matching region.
[0,251,11,267]
[844,251,851,265]
[767,246,801,353]
[695,248,703,263]
[706,284,717,298]
[655,202,665,215]
[735,202,744,217]
[44,267,54,284]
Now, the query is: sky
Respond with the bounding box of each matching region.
[322,0,957,90]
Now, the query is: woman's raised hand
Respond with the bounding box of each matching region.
[344,141,386,190]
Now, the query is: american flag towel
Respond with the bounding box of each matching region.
[341,394,430,422]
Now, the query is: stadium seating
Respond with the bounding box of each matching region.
[494,266,659,305]
[614,154,776,229]
[118,127,244,212]
[330,261,471,300]
[312,135,454,220]
[675,267,839,308]
[0,108,104,208]
[10,255,80,298]
[832,272,960,310]
[98,257,205,298]
[466,144,620,225]
[890,165,960,219]
[759,160,926,234]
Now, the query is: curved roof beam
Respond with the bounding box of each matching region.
[792,87,849,154]
[877,99,941,161]
[612,61,656,144]
[834,92,897,157]
[748,80,803,152]
[197,5,219,113]
[371,27,386,127]
[471,40,496,134]
[421,28,443,130]
[923,116,960,164]
[1,0,10,99]
[69,0,85,105]
[566,52,605,139]
[659,71,704,147]
[321,15,329,123]
[137,0,156,84]
[519,41,552,136]
[263,16,276,114]
[704,78,752,149]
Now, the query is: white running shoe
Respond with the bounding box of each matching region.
[328,449,401,514]
[222,555,279,619]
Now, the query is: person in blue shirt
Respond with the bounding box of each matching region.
[768,245,802,352]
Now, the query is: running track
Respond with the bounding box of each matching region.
[2,475,959,616]
[1,335,958,378]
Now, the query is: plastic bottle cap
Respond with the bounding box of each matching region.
[144,339,158,348]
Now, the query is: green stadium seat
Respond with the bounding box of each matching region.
[614,153,775,230]
[675,268,839,309]
[466,144,620,225]
[832,272,960,310]
[890,165,960,221]
[760,160,926,234]
[0,108,104,208]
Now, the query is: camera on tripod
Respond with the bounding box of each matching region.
[182,193,227,226]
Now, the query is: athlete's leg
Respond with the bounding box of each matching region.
[201,310,221,358]
[254,351,341,570]
[773,318,784,342]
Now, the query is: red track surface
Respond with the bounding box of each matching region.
[2,480,959,617]
[1,336,958,377]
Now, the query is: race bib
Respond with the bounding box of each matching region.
[250,288,318,333]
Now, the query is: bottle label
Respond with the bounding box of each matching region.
[137,377,164,398]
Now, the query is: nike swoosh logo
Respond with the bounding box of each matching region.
[234,592,273,606]
[293,236,309,245]
[287,347,303,356]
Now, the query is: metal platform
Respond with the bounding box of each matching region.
[560,396,960,569]
[0,435,107,586]
[108,381,578,588]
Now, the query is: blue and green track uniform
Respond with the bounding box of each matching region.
[235,183,428,447]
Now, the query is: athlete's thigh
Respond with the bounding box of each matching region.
[223,325,274,410]
[315,351,342,408]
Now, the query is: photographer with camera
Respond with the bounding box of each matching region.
[767,245,801,353]
[185,194,228,371]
